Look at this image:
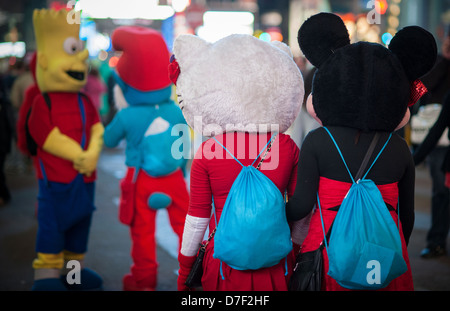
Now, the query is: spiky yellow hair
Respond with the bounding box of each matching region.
[32,8,88,92]
[33,9,80,52]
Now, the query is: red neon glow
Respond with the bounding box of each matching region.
[109,56,119,68]
[375,0,388,15]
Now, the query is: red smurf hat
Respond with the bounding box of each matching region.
[112,26,172,92]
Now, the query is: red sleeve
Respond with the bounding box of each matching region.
[16,85,40,155]
[188,143,213,218]
[287,138,300,198]
[28,94,55,146]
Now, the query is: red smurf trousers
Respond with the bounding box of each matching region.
[120,167,189,290]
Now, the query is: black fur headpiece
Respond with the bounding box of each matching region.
[298,13,437,132]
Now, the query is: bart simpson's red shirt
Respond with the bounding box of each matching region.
[28,92,100,183]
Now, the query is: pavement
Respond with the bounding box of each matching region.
[0,143,449,292]
[0,144,180,291]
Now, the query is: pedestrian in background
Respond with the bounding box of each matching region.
[10,56,34,114]
[82,65,107,112]
[0,79,14,206]
[287,58,320,147]
[412,30,450,259]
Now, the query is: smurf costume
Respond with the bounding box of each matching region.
[104,26,189,291]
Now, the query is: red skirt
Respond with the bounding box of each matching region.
[201,238,296,291]
[300,177,414,291]
[445,172,450,188]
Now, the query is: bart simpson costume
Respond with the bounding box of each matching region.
[28,9,104,291]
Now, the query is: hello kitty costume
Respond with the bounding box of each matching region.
[172,34,309,291]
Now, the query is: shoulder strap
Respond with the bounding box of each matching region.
[212,137,244,167]
[77,93,87,149]
[362,132,392,180]
[254,133,277,169]
[317,193,331,251]
[323,127,392,183]
[35,94,87,183]
[318,128,393,251]
[354,133,380,181]
[79,92,89,102]
[212,134,278,168]
[323,127,355,183]
[42,93,51,110]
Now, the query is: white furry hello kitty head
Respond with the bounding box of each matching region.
[172,34,304,136]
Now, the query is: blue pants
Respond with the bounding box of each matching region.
[36,174,95,254]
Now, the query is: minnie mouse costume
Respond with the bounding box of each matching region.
[286,13,437,291]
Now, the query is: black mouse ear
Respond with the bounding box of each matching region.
[388,26,437,81]
[298,13,350,68]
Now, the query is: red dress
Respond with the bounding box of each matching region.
[188,132,299,291]
[300,177,414,291]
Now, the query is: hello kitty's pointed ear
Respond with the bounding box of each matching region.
[298,13,350,68]
[271,40,293,58]
[173,34,210,70]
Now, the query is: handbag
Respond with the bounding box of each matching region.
[185,228,216,288]
[289,237,327,291]
[289,213,334,291]
[289,132,380,291]
[185,134,277,288]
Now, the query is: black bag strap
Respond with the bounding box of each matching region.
[318,132,381,250]
[42,93,51,109]
[200,228,216,251]
[354,133,380,181]
[319,219,334,251]
[256,133,277,170]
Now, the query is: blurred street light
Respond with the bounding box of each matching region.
[75,0,175,20]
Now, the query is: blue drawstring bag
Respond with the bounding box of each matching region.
[320,127,407,290]
[212,134,292,273]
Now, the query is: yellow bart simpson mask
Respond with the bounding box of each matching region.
[33,9,88,93]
